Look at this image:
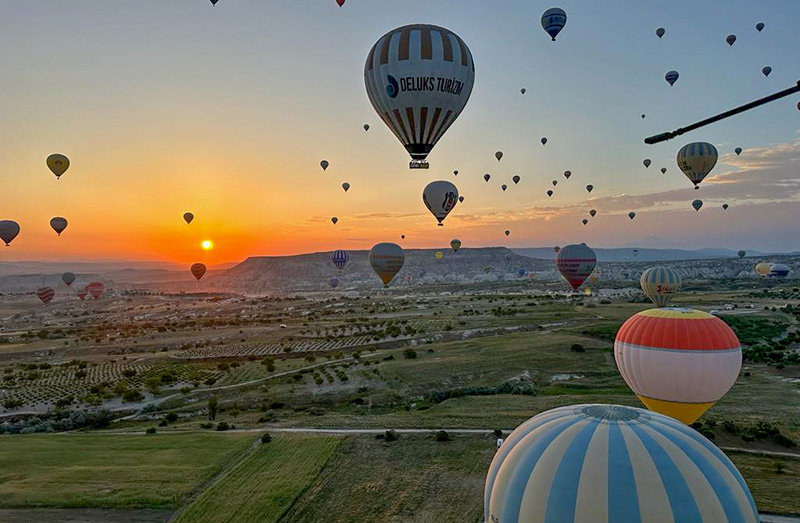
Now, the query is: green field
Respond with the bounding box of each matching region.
[173,435,340,523]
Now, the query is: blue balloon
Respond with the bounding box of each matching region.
[331,250,349,272]
[541,8,567,41]
[517,268,526,277]
[665,70,679,86]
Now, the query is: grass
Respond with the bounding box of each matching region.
[173,435,340,523]
[727,452,800,516]
[0,433,254,508]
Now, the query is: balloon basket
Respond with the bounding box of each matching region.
[409,160,429,169]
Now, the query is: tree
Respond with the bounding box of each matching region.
[165,412,178,423]
[261,433,272,444]
[208,396,218,421]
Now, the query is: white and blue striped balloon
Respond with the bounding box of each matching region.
[331,250,349,272]
[485,404,758,523]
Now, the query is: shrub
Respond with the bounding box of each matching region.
[122,389,144,403]
[435,430,450,442]
[570,344,585,353]
[494,429,504,438]
[165,412,178,423]
[216,421,229,431]
[260,433,272,444]
[158,420,168,427]
[146,427,157,434]
[384,429,398,441]
[403,349,417,359]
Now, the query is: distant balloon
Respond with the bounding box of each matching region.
[450,239,461,252]
[551,180,557,187]
[563,170,571,179]
[737,250,746,258]
[501,184,507,192]
[336,0,345,6]
[183,212,194,225]
[762,66,772,77]
[342,182,350,192]
[435,251,443,260]
[331,217,338,225]
[755,261,771,277]
[585,184,593,193]
[62,272,75,286]
[504,230,510,237]
[520,88,526,95]
[50,217,68,236]
[458,196,464,203]
[723,203,729,210]
[540,137,547,145]
[553,246,560,253]
[0,220,20,246]
[365,24,475,169]
[46,154,70,180]
[643,158,651,168]
[726,34,736,46]
[73,281,88,300]
[320,160,329,171]
[210,0,219,4]
[191,263,207,281]
[87,282,105,300]
[37,287,55,305]
[660,167,667,174]
[332,250,349,272]
[589,209,597,217]
[453,170,459,176]
[495,151,503,162]
[363,123,369,131]
[755,22,765,32]
[517,268,526,277]
[628,211,636,220]
[735,147,742,155]
[422,180,458,226]
[556,243,596,291]
[512,175,520,185]
[483,173,491,182]
[665,70,679,86]
[655,27,665,38]
[677,142,718,188]
[640,266,681,307]
[329,277,339,289]
[692,199,703,211]
[582,218,588,225]
[633,249,639,257]
[769,263,790,278]
[401,234,405,239]
[546,190,553,197]
[540,7,567,41]
[369,242,405,287]
[641,114,646,119]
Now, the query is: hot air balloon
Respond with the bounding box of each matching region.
[50,217,68,236]
[0,220,20,246]
[553,246,560,254]
[633,249,639,257]
[756,22,764,32]
[665,70,679,86]
[640,266,681,307]
[37,287,55,305]
[401,234,406,239]
[755,261,771,276]
[332,250,349,272]
[615,308,742,424]
[762,66,772,77]
[585,185,593,193]
[450,239,461,252]
[191,263,207,281]
[87,282,105,300]
[369,242,404,287]
[484,404,758,523]
[520,88,526,95]
[723,203,729,210]
[331,217,338,225]
[501,184,507,192]
[73,281,88,300]
[726,34,736,46]
[643,158,651,168]
[422,180,458,226]
[453,169,459,176]
[546,190,553,197]
[329,277,339,288]
[661,167,667,174]
[517,268,526,277]
[540,7,567,41]
[458,195,464,203]
[641,114,646,119]
[563,170,571,179]
[342,182,350,192]
[46,154,70,180]
[540,137,547,145]
[363,123,369,131]
[495,151,503,161]
[504,230,510,237]
[320,160,329,171]
[365,24,475,169]
[62,272,75,286]
[210,0,219,4]
[692,199,703,211]
[589,209,596,217]
[435,251,443,260]
[551,180,557,186]
[512,175,520,184]
[656,27,665,38]
[483,173,491,182]
[677,142,718,188]
[737,250,746,258]
[735,147,742,155]
[628,211,636,220]
[555,243,596,291]
[336,0,345,6]
[183,212,194,224]
[769,263,790,278]
[581,218,588,225]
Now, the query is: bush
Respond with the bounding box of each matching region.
[146,427,157,434]
[122,389,144,403]
[216,421,230,431]
[384,429,398,441]
[260,433,272,444]
[403,349,417,359]
[494,429,504,438]
[158,420,168,427]
[435,430,450,442]
[570,344,585,353]
[165,412,178,422]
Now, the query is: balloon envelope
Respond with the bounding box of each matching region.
[87,282,105,300]
[643,158,651,168]
[692,199,703,211]
[183,212,194,224]
[640,266,682,307]
[581,218,588,225]
[615,308,741,424]
[329,277,339,289]
[501,184,507,191]
[46,154,70,179]
[342,182,350,192]
[540,7,567,41]
[563,170,571,179]
[73,281,88,300]
[555,243,596,290]
[62,272,75,286]
[0,220,20,246]
[37,287,55,305]
[450,239,461,252]
[435,251,443,260]
[656,27,665,38]
[755,262,771,276]
[723,203,729,210]
[665,70,679,86]
[320,160,329,171]
[369,243,405,287]
[589,209,596,217]
[756,22,764,32]
[628,211,636,219]
[363,123,369,131]
[677,142,718,187]
[422,180,458,226]
[191,263,207,281]
[512,175,520,184]
[504,230,510,236]
[735,147,742,155]
[50,217,68,236]
[769,263,790,278]
[332,250,349,272]
[726,34,736,46]
[762,66,772,77]
[546,190,553,197]
[737,250,746,258]
[331,217,338,225]
[585,185,593,193]
[540,137,547,145]
[365,24,475,169]
[495,151,503,161]
[483,173,491,182]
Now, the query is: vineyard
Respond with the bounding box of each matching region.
[174,336,377,360]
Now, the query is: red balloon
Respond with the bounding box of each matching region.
[191,263,207,281]
[87,282,105,300]
[37,287,55,304]
[336,0,345,5]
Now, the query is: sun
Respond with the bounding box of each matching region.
[202,240,213,250]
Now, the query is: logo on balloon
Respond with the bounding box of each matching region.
[386,75,398,98]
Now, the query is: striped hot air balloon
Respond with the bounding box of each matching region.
[640,266,682,307]
[769,263,790,278]
[369,242,405,287]
[484,404,758,523]
[555,243,596,291]
[87,282,105,300]
[37,287,55,305]
[540,8,567,41]
[677,142,718,188]
[191,263,207,281]
[615,308,741,424]
[364,24,475,169]
[331,250,349,272]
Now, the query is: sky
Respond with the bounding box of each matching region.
[1,0,798,265]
